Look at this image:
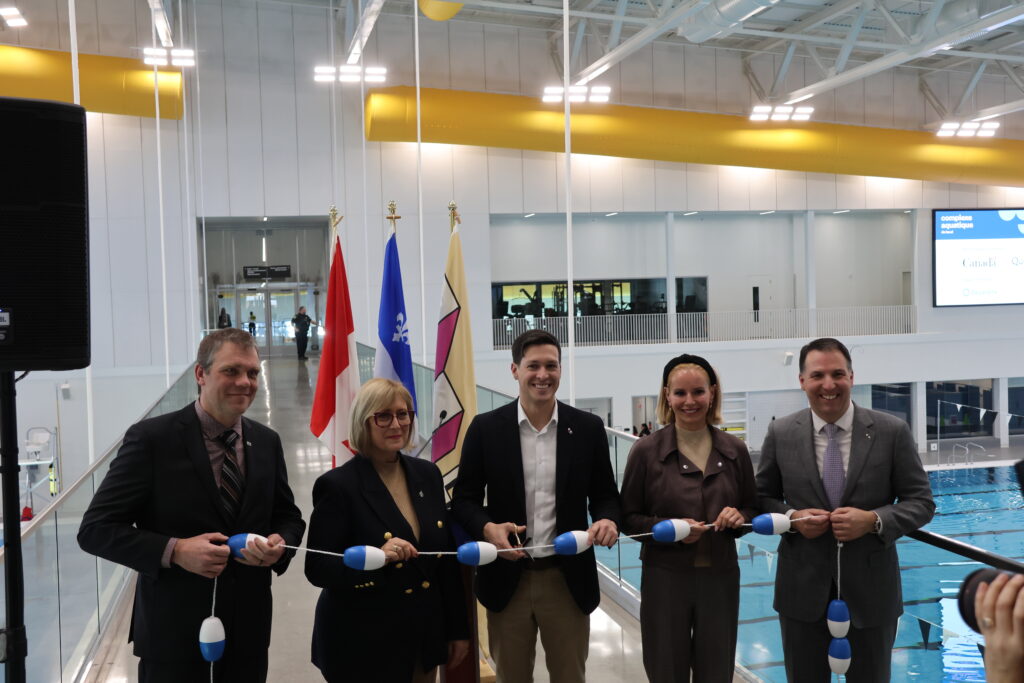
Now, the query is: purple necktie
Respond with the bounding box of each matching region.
[822,423,845,510]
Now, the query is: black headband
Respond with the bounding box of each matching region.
[662,354,718,388]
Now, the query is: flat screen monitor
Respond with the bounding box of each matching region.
[933,208,1024,307]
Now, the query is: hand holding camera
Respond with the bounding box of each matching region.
[974,571,1024,683]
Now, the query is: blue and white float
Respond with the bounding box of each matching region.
[828,637,851,674]
[652,519,691,543]
[751,513,791,535]
[343,545,387,571]
[457,541,498,566]
[199,615,226,662]
[227,533,268,559]
[827,599,851,638]
[553,530,592,556]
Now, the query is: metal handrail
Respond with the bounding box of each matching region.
[1,366,194,554]
[908,529,1024,574]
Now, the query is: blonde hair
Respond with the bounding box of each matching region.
[655,363,723,426]
[349,378,415,455]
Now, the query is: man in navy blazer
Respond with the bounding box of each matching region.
[452,329,621,683]
[756,337,934,682]
[78,329,305,682]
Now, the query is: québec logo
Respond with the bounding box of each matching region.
[392,312,410,345]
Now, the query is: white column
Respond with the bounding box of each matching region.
[665,212,676,343]
[912,381,928,455]
[804,210,817,337]
[993,377,1010,450]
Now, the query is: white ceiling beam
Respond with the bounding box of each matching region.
[768,41,797,99]
[779,2,1024,104]
[607,0,631,49]
[954,60,988,116]
[870,0,910,44]
[448,0,653,26]
[997,60,1024,95]
[573,0,712,84]
[346,0,387,64]
[830,1,870,76]
[750,0,859,54]
[968,94,1024,121]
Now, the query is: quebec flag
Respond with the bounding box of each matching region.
[373,226,418,413]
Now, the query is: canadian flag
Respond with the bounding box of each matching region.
[310,234,360,467]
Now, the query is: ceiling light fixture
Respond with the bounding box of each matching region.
[605,212,619,217]
[0,6,26,27]
[833,209,850,214]
[751,104,814,122]
[524,213,535,218]
[759,210,775,215]
[683,211,698,216]
[142,47,195,67]
[312,65,387,84]
[936,121,999,138]
[542,84,612,104]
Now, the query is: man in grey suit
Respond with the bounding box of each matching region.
[756,337,935,682]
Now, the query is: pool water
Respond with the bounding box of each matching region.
[594,465,1022,682]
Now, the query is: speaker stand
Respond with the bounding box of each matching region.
[0,371,27,682]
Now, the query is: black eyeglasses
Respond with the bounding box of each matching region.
[372,410,413,428]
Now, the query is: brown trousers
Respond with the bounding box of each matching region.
[639,564,740,683]
[487,567,589,683]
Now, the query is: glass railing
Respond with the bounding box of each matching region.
[0,367,196,683]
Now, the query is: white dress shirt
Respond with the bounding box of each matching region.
[518,400,559,558]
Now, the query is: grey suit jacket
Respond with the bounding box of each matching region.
[755,404,934,628]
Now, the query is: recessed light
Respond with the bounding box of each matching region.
[683,211,698,216]
[605,212,618,217]
[833,209,850,214]
[759,210,775,215]
[524,213,535,218]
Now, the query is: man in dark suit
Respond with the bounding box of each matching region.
[78,328,305,682]
[756,337,935,682]
[452,329,621,683]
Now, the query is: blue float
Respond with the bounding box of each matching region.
[827,599,851,638]
[828,637,851,674]
[652,519,691,543]
[227,533,268,559]
[457,541,498,566]
[343,545,387,571]
[199,616,226,662]
[553,530,591,555]
[751,513,791,535]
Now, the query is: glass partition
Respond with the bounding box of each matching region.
[0,367,195,683]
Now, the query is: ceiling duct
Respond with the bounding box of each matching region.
[677,0,782,43]
[915,0,1020,47]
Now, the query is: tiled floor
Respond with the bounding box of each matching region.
[83,356,663,682]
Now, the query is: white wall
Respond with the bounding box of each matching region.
[814,213,914,308]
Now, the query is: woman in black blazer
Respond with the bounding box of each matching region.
[305,378,470,682]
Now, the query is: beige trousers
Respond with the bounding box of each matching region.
[486,567,589,683]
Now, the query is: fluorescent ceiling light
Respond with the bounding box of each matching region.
[0,8,20,16]
[541,84,611,104]
[524,213,535,218]
[683,211,698,216]
[605,212,618,216]
[171,48,194,57]
[760,210,775,215]
[542,95,562,103]
[936,120,998,138]
[314,66,336,74]
[364,66,387,75]
[339,65,362,74]
[833,209,850,214]
[338,74,361,83]
[544,86,564,95]
[364,75,386,83]
[144,47,167,56]
[588,95,609,103]
[171,58,195,66]
[144,57,168,66]
[752,105,772,113]
[751,104,813,122]
[313,74,335,82]
[6,16,25,26]
[590,86,611,95]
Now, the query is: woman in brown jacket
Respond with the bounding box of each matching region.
[621,354,758,683]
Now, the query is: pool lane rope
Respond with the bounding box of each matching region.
[196,513,826,663]
[828,541,852,676]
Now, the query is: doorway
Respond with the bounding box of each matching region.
[215,283,320,357]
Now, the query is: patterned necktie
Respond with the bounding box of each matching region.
[822,423,845,510]
[218,430,245,520]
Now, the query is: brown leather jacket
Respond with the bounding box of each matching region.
[621,424,758,570]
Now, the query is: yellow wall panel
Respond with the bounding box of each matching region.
[0,45,182,120]
[366,86,1024,188]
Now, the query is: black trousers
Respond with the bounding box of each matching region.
[779,613,897,683]
[139,648,268,683]
[296,333,308,358]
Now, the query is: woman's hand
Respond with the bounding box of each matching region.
[447,639,471,668]
[681,518,707,544]
[975,572,1024,683]
[380,536,419,563]
[712,506,745,530]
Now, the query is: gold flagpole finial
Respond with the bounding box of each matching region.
[386,200,402,233]
[329,205,344,241]
[448,201,461,234]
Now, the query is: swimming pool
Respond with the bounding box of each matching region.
[595,465,1022,682]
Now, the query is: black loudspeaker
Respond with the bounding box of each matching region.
[0,97,89,371]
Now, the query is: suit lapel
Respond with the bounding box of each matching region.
[842,405,874,504]
[503,401,528,523]
[795,410,830,509]
[178,406,230,527]
[555,402,571,503]
[237,417,265,523]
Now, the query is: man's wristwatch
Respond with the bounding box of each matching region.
[872,513,883,534]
